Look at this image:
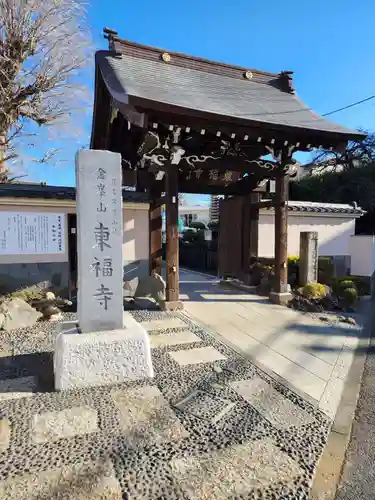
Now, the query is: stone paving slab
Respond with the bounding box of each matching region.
[0,459,122,500]
[0,310,331,499]
[170,437,304,499]
[140,317,186,331]
[32,406,98,444]
[111,385,189,447]
[231,377,315,430]
[0,419,10,452]
[149,329,202,348]
[0,376,37,402]
[169,345,227,366]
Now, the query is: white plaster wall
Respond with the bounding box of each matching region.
[258,212,357,258]
[349,235,375,277]
[122,207,149,262]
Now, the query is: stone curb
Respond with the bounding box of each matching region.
[218,279,258,294]
[179,266,218,280]
[310,301,373,500]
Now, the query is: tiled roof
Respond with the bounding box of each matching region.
[262,200,365,215]
[0,183,149,203]
[96,46,364,141]
[287,201,365,215]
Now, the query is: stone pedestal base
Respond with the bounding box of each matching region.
[161,300,184,311]
[269,292,293,305]
[54,313,154,391]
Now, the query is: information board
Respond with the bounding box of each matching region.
[0,212,65,255]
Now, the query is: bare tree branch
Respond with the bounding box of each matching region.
[0,0,92,182]
[308,130,372,176]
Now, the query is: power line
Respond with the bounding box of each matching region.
[322,94,375,117]
[225,93,375,119]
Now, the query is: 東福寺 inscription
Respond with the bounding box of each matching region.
[76,150,124,333]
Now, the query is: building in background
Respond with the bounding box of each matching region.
[179,204,210,226]
[209,195,221,222]
[179,193,186,206]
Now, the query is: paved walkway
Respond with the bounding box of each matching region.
[0,309,328,499]
[179,268,368,420]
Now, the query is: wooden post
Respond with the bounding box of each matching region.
[274,169,289,293]
[249,192,260,261]
[165,164,179,303]
[149,188,163,276]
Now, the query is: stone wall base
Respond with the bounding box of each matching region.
[161,300,184,311]
[269,291,293,305]
[54,313,154,391]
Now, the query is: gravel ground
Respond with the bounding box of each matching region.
[0,310,332,499]
[335,333,375,500]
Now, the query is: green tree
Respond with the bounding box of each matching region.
[291,132,375,234]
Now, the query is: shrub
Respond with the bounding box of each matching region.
[288,255,300,265]
[287,256,300,288]
[341,287,358,307]
[339,276,370,296]
[318,257,335,285]
[302,282,326,299]
[339,280,357,291]
[188,221,207,230]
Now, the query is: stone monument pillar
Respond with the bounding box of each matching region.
[53,150,153,391]
[299,231,318,286]
[76,150,123,332]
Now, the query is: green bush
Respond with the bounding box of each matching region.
[339,280,357,291]
[287,255,300,288]
[339,276,370,296]
[188,221,206,230]
[318,257,335,285]
[341,287,358,307]
[288,255,300,265]
[302,282,326,299]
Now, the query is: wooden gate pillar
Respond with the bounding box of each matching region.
[270,168,292,305]
[149,187,163,276]
[249,192,260,261]
[165,164,182,309]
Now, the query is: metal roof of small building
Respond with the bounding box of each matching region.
[0,183,149,203]
[95,39,364,141]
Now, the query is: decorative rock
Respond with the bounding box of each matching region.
[0,298,42,331]
[134,271,166,308]
[45,291,56,301]
[342,316,356,326]
[0,312,4,330]
[42,305,61,318]
[55,298,73,309]
[48,312,63,322]
[319,315,330,322]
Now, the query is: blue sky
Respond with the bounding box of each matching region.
[23,0,375,206]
